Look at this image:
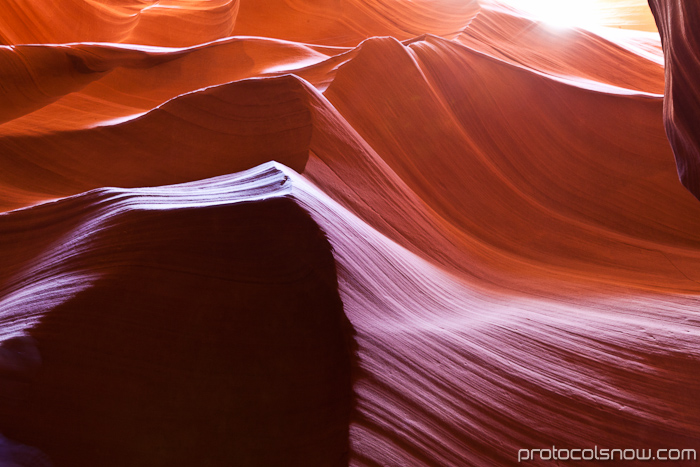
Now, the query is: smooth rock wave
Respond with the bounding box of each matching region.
[0,1,698,466]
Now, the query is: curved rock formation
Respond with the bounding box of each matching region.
[0,1,699,466]
[0,0,238,47]
[0,164,352,467]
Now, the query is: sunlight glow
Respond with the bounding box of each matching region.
[502,0,606,29]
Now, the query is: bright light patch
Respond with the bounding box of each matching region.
[502,0,606,29]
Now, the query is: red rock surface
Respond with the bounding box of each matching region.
[0,1,698,466]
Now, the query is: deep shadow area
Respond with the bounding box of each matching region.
[0,196,354,467]
[648,0,700,201]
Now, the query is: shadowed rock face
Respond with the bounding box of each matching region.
[0,172,353,467]
[1,1,700,466]
[648,0,700,200]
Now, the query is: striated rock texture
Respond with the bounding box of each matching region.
[648,0,700,200]
[0,1,699,466]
